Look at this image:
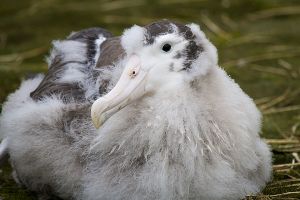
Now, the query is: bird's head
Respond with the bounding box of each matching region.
[91,20,218,128]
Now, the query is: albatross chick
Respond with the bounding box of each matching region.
[0,20,272,200]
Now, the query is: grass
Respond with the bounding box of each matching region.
[0,0,300,199]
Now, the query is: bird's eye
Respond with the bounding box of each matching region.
[162,43,172,52]
[129,68,138,78]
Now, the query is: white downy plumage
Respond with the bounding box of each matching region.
[0,20,272,200]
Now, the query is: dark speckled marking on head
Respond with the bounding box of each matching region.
[144,20,196,44]
[174,52,182,59]
[183,40,204,70]
[144,20,204,70]
[144,20,174,44]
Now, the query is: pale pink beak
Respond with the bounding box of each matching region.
[91,55,147,128]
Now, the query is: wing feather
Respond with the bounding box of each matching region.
[30,27,121,103]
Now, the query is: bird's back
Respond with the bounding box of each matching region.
[0,27,125,199]
[31,27,113,103]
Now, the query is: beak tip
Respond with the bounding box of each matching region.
[91,112,104,129]
[92,120,101,129]
[91,110,101,129]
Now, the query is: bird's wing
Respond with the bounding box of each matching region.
[95,36,124,68]
[30,28,125,103]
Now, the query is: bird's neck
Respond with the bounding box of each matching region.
[88,76,238,189]
[92,82,234,160]
[139,87,211,148]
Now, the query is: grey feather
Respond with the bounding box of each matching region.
[0,21,272,200]
[96,37,125,68]
[30,27,124,103]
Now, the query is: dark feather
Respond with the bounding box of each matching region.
[30,58,88,102]
[144,19,195,44]
[96,37,125,68]
[68,27,113,65]
[30,27,122,103]
[145,20,203,70]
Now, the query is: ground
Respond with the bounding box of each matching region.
[0,0,300,199]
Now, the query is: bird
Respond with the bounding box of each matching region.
[0,20,272,200]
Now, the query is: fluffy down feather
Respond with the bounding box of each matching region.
[0,21,272,200]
